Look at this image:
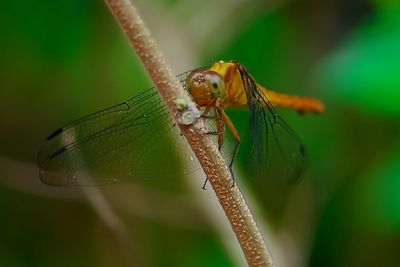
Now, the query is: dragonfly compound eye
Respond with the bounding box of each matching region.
[204,70,226,98]
[186,69,212,106]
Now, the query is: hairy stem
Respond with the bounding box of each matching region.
[104,0,275,266]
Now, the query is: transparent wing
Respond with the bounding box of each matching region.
[37,71,200,186]
[243,71,305,182]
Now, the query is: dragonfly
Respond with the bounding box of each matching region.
[37,60,324,187]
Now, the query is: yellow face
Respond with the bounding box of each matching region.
[186,69,226,106]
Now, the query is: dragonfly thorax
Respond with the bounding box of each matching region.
[186,69,226,106]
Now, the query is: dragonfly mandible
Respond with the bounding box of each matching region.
[37,60,324,186]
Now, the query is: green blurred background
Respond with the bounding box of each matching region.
[1,0,400,266]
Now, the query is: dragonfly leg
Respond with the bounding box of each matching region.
[202,105,225,150]
[202,114,222,120]
[202,178,208,190]
[202,98,216,116]
[202,108,225,190]
[204,111,224,148]
[201,99,223,124]
[201,109,223,121]
[219,107,240,187]
[215,108,224,150]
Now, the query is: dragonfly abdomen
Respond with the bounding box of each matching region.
[259,86,325,114]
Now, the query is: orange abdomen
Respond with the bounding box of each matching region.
[259,86,325,113]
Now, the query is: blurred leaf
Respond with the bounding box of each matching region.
[317,8,400,115]
[1,0,92,63]
[355,141,400,233]
[215,11,302,88]
[370,0,400,10]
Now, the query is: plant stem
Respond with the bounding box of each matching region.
[104,1,275,266]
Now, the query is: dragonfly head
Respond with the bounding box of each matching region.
[186,69,226,106]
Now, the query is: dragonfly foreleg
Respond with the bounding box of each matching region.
[219,107,240,187]
[204,111,224,149]
[201,108,222,121]
[202,108,225,190]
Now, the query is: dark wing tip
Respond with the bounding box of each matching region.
[37,145,68,168]
[47,127,63,140]
[49,146,67,160]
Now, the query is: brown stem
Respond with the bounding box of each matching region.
[104,1,275,266]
